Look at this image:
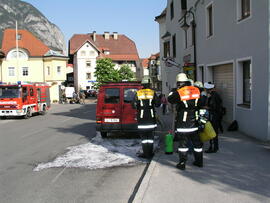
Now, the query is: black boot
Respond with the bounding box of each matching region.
[193,151,203,167]
[176,152,187,170]
[141,143,154,159]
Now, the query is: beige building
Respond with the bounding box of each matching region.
[0,29,68,102]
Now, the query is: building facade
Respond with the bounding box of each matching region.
[156,0,270,141]
[69,31,140,91]
[0,29,68,102]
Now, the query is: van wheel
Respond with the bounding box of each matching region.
[40,105,47,115]
[24,108,32,119]
[101,132,108,138]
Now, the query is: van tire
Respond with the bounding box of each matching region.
[101,132,108,138]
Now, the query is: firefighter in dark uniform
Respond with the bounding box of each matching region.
[133,78,160,158]
[168,73,203,170]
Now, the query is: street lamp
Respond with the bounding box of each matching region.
[179,9,197,81]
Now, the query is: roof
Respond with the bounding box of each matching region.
[155,8,166,21]
[69,33,139,61]
[1,29,50,56]
[149,53,160,60]
[141,58,149,68]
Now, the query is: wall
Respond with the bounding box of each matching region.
[194,0,269,140]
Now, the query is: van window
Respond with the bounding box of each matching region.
[124,88,137,103]
[105,88,120,104]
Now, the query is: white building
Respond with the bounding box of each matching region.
[69,31,140,91]
[156,0,270,141]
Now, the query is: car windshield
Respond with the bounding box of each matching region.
[0,86,21,98]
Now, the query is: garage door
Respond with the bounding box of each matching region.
[213,64,234,123]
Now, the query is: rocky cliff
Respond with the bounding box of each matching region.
[0,0,66,54]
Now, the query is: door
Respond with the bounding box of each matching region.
[122,87,138,127]
[213,64,234,123]
[102,87,121,124]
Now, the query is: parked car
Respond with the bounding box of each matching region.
[96,82,143,138]
[86,89,97,97]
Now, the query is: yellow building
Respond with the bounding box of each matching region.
[0,29,68,102]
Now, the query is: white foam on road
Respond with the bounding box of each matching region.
[34,134,159,171]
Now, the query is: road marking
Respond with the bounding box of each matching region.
[0,120,15,124]
[51,167,66,183]
[61,117,73,123]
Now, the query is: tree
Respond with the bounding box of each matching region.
[118,64,135,81]
[94,58,119,88]
[94,59,136,89]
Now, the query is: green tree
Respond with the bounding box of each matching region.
[118,64,135,81]
[94,58,119,88]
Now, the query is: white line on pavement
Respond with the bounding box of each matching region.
[51,167,66,183]
[21,129,45,139]
[61,117,73,123]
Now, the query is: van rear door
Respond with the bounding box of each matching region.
[102,87,121,125]
[121,87,139,130]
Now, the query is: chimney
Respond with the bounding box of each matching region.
[92,31,96,42]
[104,31,110,40]
[113,32,118,40]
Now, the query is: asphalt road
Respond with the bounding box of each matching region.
[0,103,146,203]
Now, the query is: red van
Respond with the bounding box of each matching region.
[96,82,143,138]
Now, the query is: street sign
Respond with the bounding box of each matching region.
[162,57,181,68]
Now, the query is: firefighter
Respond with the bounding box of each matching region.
[133,78,160,158]
[168,73,203,170]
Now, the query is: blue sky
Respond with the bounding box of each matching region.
[22,0,166,58]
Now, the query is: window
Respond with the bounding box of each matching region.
[104,88,120,104]
[191,21,195,46]
[86,73,91,80]
[206,4,213,38]
[241,0,250,19]
[8,67,15,76]
[163,41,170,58]
[47,66,50,75]
[7,50,28,60]
[237,59,251,108]
[81,51,86,56]
[22,67,28,76]
[30,88,34,96]
[86,61,91,67]
[243,61,251,104]
[17,34,22,40]
[172,34,176,58]
[181,0,187,10]
[184,30,187,49]
[170,1,174,20]
[124,88,137,103]
[90,51,95,56]
[57,66,61,74]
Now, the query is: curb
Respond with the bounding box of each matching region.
[132,151,162,203]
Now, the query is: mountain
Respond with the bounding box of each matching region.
[0,0,66,54]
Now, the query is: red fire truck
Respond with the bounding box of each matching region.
[0,82,50,119]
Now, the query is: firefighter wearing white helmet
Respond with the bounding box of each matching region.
[133,78,160,158]
[168,73,203,170]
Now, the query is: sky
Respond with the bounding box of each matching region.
[22,0,167,58]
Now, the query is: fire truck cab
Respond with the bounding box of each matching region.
[96,82,143,138]
[0,82,50,119]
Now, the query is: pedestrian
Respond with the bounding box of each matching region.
[133,78,161,158]
[79,91,86,104]
[160,94,168,115]
[204,82,223,153]
[72,91,77,104]
[168,73,203,170]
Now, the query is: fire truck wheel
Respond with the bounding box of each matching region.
[101,132,108,138]
[24,107,32,119]
[40,105,47,115]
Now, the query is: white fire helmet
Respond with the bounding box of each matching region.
[176,73,188,82]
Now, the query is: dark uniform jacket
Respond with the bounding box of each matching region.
[133,88,160,128]
[168,86,201,132]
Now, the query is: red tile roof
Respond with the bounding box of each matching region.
[149,52,160,60]
[1,29,50,56]
[69,33,139,61]
[141,58,149,68]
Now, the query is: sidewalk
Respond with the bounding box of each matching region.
[134,112,270,203]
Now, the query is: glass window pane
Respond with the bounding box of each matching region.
[104,88,120,104]
[124,88,137,103]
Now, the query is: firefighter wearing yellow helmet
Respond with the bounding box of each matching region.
[133,78,161,158]
[168,73,203,170]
